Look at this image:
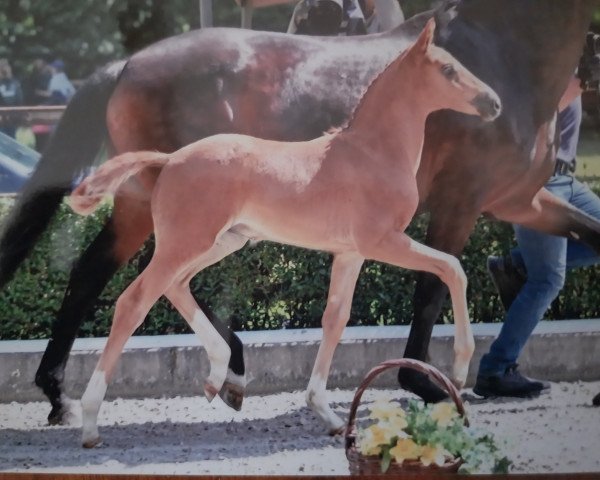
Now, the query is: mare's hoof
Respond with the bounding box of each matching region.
[398,367,449,403]
[82,436,102,449]
[47,406,65,426]
[593,392,600,407]
[219,381,244,411]
[47,400,79,426]
[204,382,219,402]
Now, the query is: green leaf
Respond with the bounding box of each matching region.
[380,446,392,473]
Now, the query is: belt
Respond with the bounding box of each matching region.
[554,158,576,176]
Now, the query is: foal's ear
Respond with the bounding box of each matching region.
[416,18,436,52]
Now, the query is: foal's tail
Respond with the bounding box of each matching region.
[69,151,170,215]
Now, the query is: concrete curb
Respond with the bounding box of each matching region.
[1,320,599,402]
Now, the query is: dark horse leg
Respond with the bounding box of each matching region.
[35,219,121,424]
[399,208,480,402]
[35,193,154,424]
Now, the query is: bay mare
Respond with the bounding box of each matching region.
[70,20,500,446]
[0,0,596,424]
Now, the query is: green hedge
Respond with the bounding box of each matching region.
[1,186,600,340]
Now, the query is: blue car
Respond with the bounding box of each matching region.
[0,131,40,193]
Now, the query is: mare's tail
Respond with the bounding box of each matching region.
[70,151,170,215]
[0,60,126,288]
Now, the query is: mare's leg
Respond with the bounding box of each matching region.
[164,231,249,409]
[35,194,153,425]
[80,255,176,447]
[362,232,475,389]
[400,211,479,401]
[306,252,363,434]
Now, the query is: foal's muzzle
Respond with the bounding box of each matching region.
[471,92,502,122]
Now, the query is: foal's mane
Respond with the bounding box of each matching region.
[340,44,412,133]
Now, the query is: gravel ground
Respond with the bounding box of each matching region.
[1,381,599,475]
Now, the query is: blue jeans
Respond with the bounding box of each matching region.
[478,174,600,376]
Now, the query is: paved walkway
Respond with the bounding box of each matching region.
[1,381,599,475]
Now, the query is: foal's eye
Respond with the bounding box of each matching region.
[441,64,457,79]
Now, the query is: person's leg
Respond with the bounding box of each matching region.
[563,178,600,267]
[476,180,572,397]
[481,227,567,368]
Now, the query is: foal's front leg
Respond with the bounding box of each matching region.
[306,253,363,435]
[363,232,474,388]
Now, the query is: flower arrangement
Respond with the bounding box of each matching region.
[357,399,511,474]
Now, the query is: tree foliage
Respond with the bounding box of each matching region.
[1,0,599,84]
[0,0,429,81]
[0,0,299,80]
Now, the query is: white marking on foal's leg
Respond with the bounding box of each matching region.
[306,373,344,435]
[80,369,108,448]
[443,257,474,389]
[59,394,81,426]
[190,309,231,401]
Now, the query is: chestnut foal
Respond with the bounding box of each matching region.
[71,19,500,447]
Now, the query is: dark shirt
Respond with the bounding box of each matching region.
[0,78,23,107]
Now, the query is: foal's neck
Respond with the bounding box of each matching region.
[341,51,432,173]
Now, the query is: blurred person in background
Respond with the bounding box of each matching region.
[38,59,76,105]
[0,59,24,138]
[30,59,76,151]
[287,0,403,36]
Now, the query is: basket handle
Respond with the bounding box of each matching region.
[345,358,468,447]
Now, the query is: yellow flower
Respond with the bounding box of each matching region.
[385,415,408,432]
[369,400,406,423]
[420,444,450,467]
[430,402,458,427]
[359,424,395,456]
[390,438,422,463]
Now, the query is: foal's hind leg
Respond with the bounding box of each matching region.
[80,256,176,448]
[164,232,248,409]
[306,253,363,434]
[361,232,475,389]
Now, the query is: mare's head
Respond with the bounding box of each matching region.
[405,18,502,122]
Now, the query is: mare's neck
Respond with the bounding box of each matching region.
[445,0,593,122]
[341,52,431,174]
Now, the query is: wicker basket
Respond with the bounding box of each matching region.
[345,358,468,475]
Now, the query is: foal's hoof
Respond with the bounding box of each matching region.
[203,382,219,403]
[398,368,449,403]
[451,377,466,391]
[218,381,244,411]
[328,424,345,437]
[82,436,102,449]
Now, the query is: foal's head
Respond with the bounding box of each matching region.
[406,19,502,122]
